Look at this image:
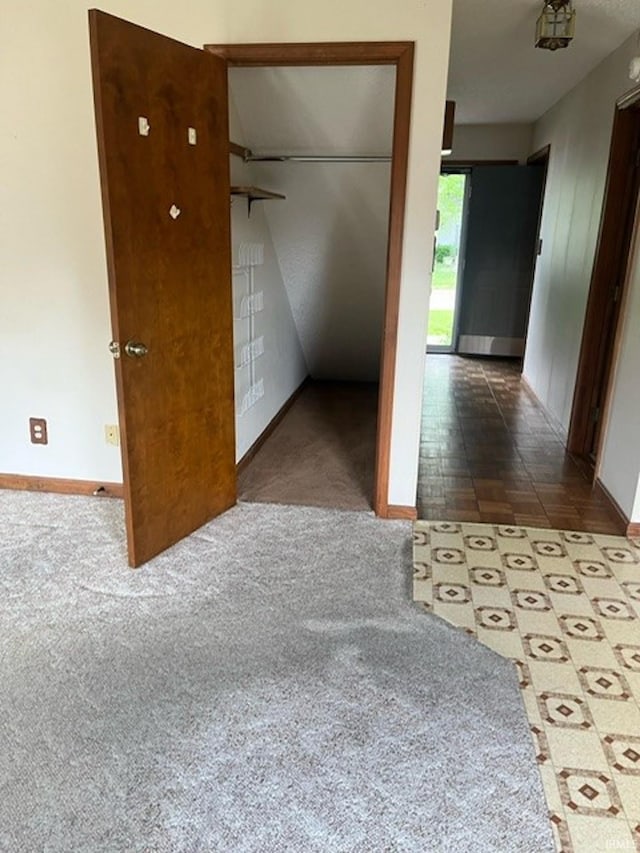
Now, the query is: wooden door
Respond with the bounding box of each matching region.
[568,105,640,464]
[89,10,236,567]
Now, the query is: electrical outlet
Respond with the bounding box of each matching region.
[105,424,120,447]
[29,418,48,445]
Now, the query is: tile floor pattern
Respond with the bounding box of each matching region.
[418,356,625,534]
[413,520,640,853]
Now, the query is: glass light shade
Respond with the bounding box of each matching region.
[535,2,576,51]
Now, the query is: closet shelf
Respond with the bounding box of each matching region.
[231,185,286,217]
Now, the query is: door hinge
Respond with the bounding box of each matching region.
[612,284,621,304]
[537,238,543,256]
[591,405,601,424]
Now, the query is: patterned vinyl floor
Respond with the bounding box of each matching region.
[413,521,640,853]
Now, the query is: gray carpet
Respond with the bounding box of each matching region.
[0,491,553,852]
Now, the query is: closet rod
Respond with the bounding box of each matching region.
[245,154,392,164]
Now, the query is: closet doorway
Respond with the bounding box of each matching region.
[207,43,414,516]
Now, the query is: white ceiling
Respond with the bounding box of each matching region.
[229,4,640,147]
[449,0,640,123]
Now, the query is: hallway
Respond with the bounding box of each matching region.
[417,356,625,534]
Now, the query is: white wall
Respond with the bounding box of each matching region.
[0,0,452,510]
[229,100,308,460]
[254,162,391,381]
[448,123,533,163]
[524,31,640,520]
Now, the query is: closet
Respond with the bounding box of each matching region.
[227,66,395,511]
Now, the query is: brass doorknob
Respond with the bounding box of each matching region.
[124,341,148,358]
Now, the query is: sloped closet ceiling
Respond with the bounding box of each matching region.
[229,67,395,382]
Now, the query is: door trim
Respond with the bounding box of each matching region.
[527,144,551,167]
[567,89,640,462]
[443,159,518,167]
[386,504,418,520]
[523,145,551,368]
[205,41,415,517]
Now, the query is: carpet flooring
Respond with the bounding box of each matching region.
[238,380,378,511]
[413,520,640,852]
[0,490,553,852]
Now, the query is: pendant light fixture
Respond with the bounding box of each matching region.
[535,0,576,51]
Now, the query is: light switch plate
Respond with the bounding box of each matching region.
[105,424,120,447]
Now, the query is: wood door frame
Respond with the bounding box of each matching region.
[567,87,640,464]
[522,145,551,367]
[204,41,415,517]
[527,144,551,167]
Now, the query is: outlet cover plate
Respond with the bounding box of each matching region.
[29,417,48,445]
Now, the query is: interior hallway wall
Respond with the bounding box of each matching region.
[448,124,533,163]
[0,0,452,511]
[524,30,640,521]
[229,98,307,460]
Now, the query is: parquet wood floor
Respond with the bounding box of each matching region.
[417,356,625,534]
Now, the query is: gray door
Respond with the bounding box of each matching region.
[457,165,545,356]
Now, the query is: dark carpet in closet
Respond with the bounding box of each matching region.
[238,381,378,511]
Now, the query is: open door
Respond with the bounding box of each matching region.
[456,165,545,357]
[568,100,640,465]
[89,10,236,567]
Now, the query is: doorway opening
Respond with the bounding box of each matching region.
[425,162,546,362]
[226,64,394,511]
[207,43,415,519]
[427,170,469,352]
